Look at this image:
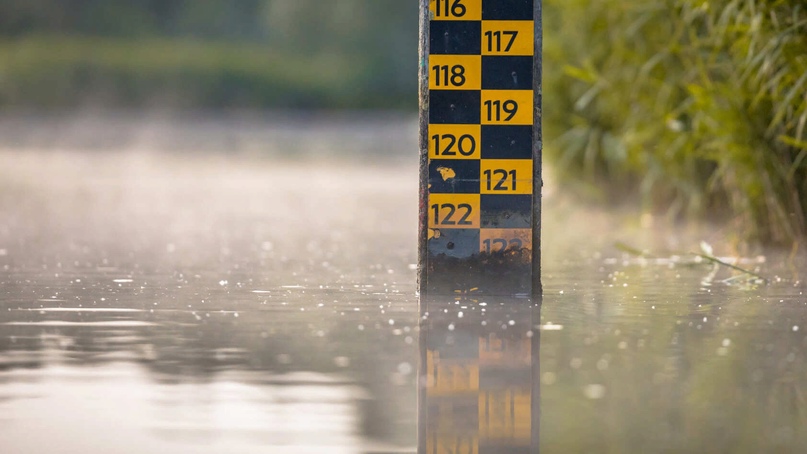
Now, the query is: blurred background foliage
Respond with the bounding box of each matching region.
[0,0,805,244]
[0,0,416,109]
[544,0,807,245]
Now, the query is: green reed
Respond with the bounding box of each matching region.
[544,0,807,244]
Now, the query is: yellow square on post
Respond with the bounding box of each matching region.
[429,125,481,160]
[480,160,533,194]
[428,194,480,229]
[429,55,481,91]
[481,21,534,56]
[481,90,533,125]
[429,0,482,21]
[479,228,532,254]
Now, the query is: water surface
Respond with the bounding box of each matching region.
[1,115,806,453]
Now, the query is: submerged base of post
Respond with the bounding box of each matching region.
[424,250,532,296]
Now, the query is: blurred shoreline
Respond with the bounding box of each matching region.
[0,110,418,162]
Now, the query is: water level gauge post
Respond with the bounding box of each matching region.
[418,0,542,299]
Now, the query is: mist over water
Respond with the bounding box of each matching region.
[1,114,807,453]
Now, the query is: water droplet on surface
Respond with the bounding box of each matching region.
[752,369,764,382]
[276,354,291,364]
[541,323,563,331]
[397,362,412,375]
[583,384,606,399]
[334,356,350,368]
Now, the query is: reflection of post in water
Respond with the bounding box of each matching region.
[419,298,540,453]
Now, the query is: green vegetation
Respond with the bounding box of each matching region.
[544,0,807,244]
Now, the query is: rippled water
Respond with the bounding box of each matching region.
[1,115,806,453]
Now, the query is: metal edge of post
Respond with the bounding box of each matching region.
[417,0,430,302]
[532,2,544,452]
[532,0,544,301]
[417,4,430,454]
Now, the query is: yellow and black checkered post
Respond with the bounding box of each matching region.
[418,0,542,297]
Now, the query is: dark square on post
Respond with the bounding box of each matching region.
[430,21,482,55]
[482,56,533,90]
[429,90,482,125]
[481,126,533,159]
[427,229,481,261]
[480,194,532,229]
[429,160,481,194]
[482,0,534,21]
